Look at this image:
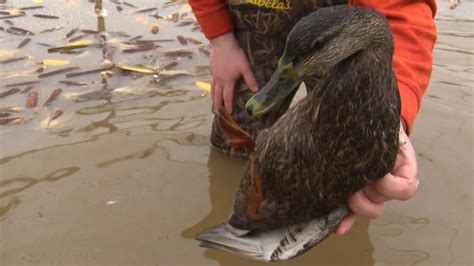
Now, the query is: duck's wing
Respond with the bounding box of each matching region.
[196,205,349,262]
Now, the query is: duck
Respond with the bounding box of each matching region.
[196,5,401,262]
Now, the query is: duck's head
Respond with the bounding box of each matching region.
[246,6,390,117]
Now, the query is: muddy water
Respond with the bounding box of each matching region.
[0,1,472,265]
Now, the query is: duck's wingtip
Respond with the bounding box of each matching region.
[195,224,268,262]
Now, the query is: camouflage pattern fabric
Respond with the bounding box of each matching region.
[211,0,348,155]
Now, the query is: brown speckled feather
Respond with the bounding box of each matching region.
[225,6,400,232]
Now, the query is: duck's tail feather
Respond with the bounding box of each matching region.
[196,205,350,262]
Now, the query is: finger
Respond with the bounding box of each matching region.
[373,172,418,201]
[213,83,224,113]
[223,82,235,114]
[363,185,390,204]
[211,79,216,101]
[347,190,386,219]
[335,212,357,236]
[241,65,259,92]
[393,132,417,176]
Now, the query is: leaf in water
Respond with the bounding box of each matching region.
[171,13,179,23]
[0,88,21,99]
[176,21,193,27]
[17,38,31,48]
[185,37,202,45]
[6,26,34,36]
[135,7,158,13]
[0,106,23,113]
[5,81,39,88]
[47,39,93,53]
[66,28,78,38]
[158,60,179,70]
[43,59,70,66]
[159,69,192,76]
[26,90,38,109]
[177,35,187,45]
[47,108,63,127]
[123,2,137,8]
[33,14,59,19]
[40,25,64,34]
[58,80,87,86]
[115,63,156,74]
[3,9,25,16]
[0,117,23,126]
[38,67,79,78]
[195,81,211,92]
[21,85,35,94]
[0,56,29,65]
[43,88,62,106]
[65,67,111,78]
[122,47,157,53]
[159,48,193,57]
[198,46,210,57]
[0,67,43,78]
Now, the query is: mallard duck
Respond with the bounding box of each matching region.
[197,5,401,262]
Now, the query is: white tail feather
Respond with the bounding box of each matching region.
[196,205,349,262]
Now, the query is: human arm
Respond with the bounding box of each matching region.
[189,0,259,113]
[337,0,437,234]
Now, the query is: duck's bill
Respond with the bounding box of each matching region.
[245,60,300,118]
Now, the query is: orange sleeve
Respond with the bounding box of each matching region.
[350,0,437,133]
[189,0,234,39]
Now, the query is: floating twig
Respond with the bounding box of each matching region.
[38,67,79,78]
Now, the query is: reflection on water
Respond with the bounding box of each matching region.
[182,149,375,266]
[0,0,472,265]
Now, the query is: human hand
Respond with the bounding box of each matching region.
[209,32,259,113]
[336,121,419,235]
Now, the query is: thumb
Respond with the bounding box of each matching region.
[241,66,259,92]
